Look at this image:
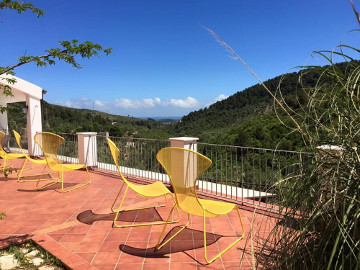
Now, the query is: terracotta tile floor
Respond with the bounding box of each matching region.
[0,159,277,269]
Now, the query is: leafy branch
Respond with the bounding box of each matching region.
[0,40,113,75]
[0,0,112,112]
[0,0,44,17]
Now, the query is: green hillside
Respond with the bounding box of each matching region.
[169,67,324,148]
[7,101,172,139]
[6,62,352,150]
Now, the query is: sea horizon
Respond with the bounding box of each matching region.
[138,116,182,120]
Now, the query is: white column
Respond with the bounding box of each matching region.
[0,103,9,134]
[169,137,199,188]
[77,132,97,167]
[26,96,42,156]
[169,137,199,151]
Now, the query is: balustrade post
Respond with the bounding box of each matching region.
[169,137,199,188]
[169,137,199,151]
[77,132,98,168]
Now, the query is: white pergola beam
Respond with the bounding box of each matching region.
[0,74,43,156]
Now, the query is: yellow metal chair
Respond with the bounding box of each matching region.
[155,147,245,264]
[107,138,180,228]
[34,132,92,192]
[0,131,27,172]
[13,130,50,183]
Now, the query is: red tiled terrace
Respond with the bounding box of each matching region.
[0,159,277,269]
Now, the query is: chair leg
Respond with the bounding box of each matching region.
[111,182,126,213]
[203,206,245,264]
[113,186,130,228]
[41,164,48,177]
[2,158,7,172]
[35,178,60,190]
[2,158,15,175]
[17,159,28,182]
[155,212,190,251]
[61,166,92,193]
[35,169,63,191]
[18,162,52,183]
[113,189,181,228]
[61,170,64,191]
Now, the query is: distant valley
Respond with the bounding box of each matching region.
[7,62,351,151]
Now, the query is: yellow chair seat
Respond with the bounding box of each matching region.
[128,181,172,198]
[178,194,236,217]
[27,158,47,165]
[58,163,86,172]
[6,153,28,159]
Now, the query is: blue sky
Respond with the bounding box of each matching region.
[1,0,358,117]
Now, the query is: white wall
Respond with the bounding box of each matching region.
[26,96,42,156]
[0,103,8,134]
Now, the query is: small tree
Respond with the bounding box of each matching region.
[207,1,360,268]
[0,0,112,112]
[0,1,112,217]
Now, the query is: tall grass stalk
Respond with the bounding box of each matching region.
[207,2,360,268]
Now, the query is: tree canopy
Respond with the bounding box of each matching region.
[0,0,112,112]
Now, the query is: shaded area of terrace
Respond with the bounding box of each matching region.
[0,159,277,269]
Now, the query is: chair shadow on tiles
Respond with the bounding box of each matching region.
[17,182,77,192]
[119,226,222,264]
[76,208,163,225]
[17,173,52,181]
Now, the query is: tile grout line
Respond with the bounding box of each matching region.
[209,216,226,269]
[89,221,117,266]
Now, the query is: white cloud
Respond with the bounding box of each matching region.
[114,98,140,109]
[94,100,105,108]
[142,98,161,107]
[113,98,163,109]
[55,94,226,117]
[57,97,106,110]
[206,94,229,107]
[166,97,200,108]
[112,97,199,109]
[214,94,228,102]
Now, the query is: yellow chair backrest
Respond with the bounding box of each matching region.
[0,131,6,157]
[13,130,25,154]
[107,138,131,185]
[34,132,64,170]
[156,147,212,215]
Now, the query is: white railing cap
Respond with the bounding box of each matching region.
[76,132,97,136]
[169,137,199,142]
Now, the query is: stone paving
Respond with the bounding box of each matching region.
[0,159,277,269]
[0,241,64,269]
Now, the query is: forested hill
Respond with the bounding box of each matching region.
[7,102,172,139]
[170,69,320,136]
[7,62,352,150]
[168,63,349,149]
